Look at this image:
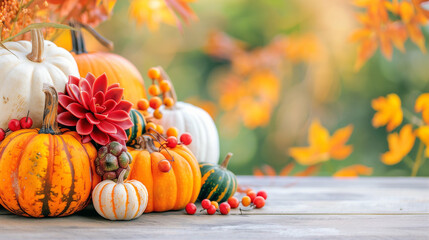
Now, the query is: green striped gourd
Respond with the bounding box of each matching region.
[198,153,237,203]
[126,109,146,146]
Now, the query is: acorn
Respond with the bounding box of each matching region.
[95,141,132,181]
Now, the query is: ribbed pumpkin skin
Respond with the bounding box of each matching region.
[0,129,99,217]
[73,52,146,106]
[198,162,237,203]
[126,109,146,146]
[128,144,201,212]
[92,179,148,220]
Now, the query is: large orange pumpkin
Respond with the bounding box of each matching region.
[0,85,100,217]
[127,136,201,213]
[68,24,146,106]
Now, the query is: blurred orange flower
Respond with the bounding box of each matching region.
[333,164,373,178]
[253,163,320,177]
[351,0,427,70]
[415,93,429,124]
[415,126,429,157]
[381,124,415,165]
[129,0,196,31]
[372,93,403,131]
[289,120,354,166]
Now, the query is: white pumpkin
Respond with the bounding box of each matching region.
[152,67,220,164]
[0,29,79,130]
[92,170,148,220]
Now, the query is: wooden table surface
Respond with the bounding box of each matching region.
[0,177,428,239]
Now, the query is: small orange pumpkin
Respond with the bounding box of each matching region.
[69,24,147,106]
[127,136,201,213]
[0,85,99,217]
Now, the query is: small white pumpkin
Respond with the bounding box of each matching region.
[152,67,220,164]
[92,169,148,220]
[0,29,79,129]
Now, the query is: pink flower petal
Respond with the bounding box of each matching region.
[102,99,117,114]
[69,84,82,105]
[76,118,93,135]
[86,113,100,125]
[85,73,96,86]
[96,105,106,113]
[109,125,127,141]
[110,118,134,130]
[105,88,124,103]
[98,121,117,134]
[95,113,108,120]
[108,110,129,121]
[114,101,133,113]
[89,97,97,113]
[79,79,92,98]
[82,135,92,143]
[57,112,78,126]
[90,127,110,145]
[66,103,87,118]
[58,94,76,108]
[81,91,91,110]
[92,73,108,96]
[94,91,105,106]
[108,83,120,90]
[69,75,80,86]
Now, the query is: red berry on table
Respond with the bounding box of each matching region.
[19,116,33,129]
[227,197,240,209]
[219,202,231,215]
[180,133,192,145]
[8,119,21,132]
[207,205,216,215]
[166,136,178,148]
[158,159,171,173]
[201,199,211,209]
[0,129,5,141]
[241,196,251,207]
[257,190,267,200]
[211,201,219,209]
[247,191,257,203]
[253,196,265,208]
[185,203,197,215]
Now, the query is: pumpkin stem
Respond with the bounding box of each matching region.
[70,21,113,55]
[135,135,159,153]
[221,153,233,169]
[27,29,44,62]
[117,167,129,184]
[39,84,62,135]
[157,66,178,104]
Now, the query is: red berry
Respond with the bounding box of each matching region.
[158,159,171,172]
[257,190,267,200]
[253,196,265,208]
[166,136,178,148]
[180,133,192,145]
[8,119,21,132]
[227,197,239,209]
[207,205,216,215]
[219,202,231,215]
[201,199,211,209]
[19,116,33,129]
[185,203,197,215]
[0,129,5,141]
[247,191,257,203]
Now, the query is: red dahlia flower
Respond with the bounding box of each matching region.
[57,73,133,145]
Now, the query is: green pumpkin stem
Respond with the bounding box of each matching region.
[157,66,178,104]
[27,29,44,62]
[117,167,129,184]
[221,153,233,169]
[70,21,113,55]
[39,84,62,135]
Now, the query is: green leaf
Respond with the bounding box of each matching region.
[0,42,18,58]
[1,23,76,43]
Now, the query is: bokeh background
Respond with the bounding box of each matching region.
[74,0,429,176]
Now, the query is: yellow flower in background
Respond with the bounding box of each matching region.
[415,93,429,124]
[381,124,415,165]
[415,126,429,157]
[289,120,353,166]
[129,0,196,31]
[333,164,373,178]
[372,93,403,131]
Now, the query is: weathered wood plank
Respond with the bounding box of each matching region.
[0,214,427,240]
